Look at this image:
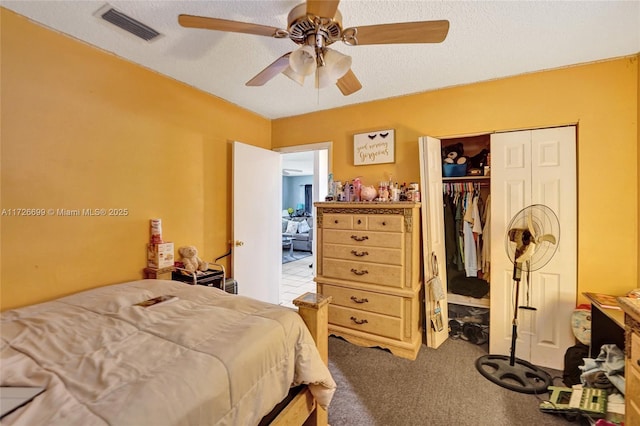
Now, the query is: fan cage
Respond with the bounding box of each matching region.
[505,204,560,272]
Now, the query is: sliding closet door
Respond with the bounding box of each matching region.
[490,126,576,370]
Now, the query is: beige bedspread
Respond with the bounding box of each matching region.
[0,280,336,425]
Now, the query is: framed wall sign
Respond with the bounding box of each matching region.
[353,129,395,166]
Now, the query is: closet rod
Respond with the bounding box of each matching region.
[442,182,490,188]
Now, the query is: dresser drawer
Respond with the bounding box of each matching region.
[323,213,404,231]
[353,215,368,230]
[366,215,403,232]
[323,243,403,266]
[323,214,353,229]
[627,358,640,419]
[321,284,402,317]
[329,305,402,340]
[323,258,403,288]
[323,229,403,249]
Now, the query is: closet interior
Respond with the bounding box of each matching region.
[440,134,491,341]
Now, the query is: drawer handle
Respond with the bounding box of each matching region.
[351,250,368,257]
[382,221,386,226]
[334,220,339,224]
[350,316,368,325]
[637,359,640,368]
[350,296,369,304]
[351,235,368,242]
[350,268,369,276]
[357,219,362,224]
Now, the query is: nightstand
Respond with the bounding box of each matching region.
[171,264,238,294]
[143,266,174,280]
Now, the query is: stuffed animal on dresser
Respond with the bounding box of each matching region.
[178,246,208,273]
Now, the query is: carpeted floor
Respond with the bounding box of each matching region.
[282,249,312,264]
[327,336,578,426]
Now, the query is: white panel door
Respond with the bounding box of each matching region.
[529,127,577,368]
[419,136,449,348]
[233,142,281,304]
[490,127,576,370]
[490,130,532,362]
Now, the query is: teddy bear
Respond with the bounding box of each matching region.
[178,246,208,273]
[442,143,467,165]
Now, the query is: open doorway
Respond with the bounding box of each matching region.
[275,143,330,307]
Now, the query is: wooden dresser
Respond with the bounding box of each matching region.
[618,297,640,426]
[314,202,422,360]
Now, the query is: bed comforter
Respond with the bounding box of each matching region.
[0,279,336,425]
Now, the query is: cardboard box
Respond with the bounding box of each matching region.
[147,242,174,268]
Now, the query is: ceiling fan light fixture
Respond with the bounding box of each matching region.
[283,66,305,86]
[323,48,351,79]
[315,48,351,88]
[289,45,317,76]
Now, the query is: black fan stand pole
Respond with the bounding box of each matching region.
[475,263,553,394]
[509,267,521,366]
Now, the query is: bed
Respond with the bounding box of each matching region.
[0,279,336,425]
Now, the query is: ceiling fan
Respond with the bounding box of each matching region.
[178,0,449,95]
[282,168,303,176]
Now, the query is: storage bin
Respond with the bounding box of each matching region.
[442,163,467,177]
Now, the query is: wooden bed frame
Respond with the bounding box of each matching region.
[1,285,331,425]
[269,292,331,426]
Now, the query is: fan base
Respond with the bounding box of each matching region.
[475,354,552,394]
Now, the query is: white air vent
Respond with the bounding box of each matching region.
[95,4,161,42]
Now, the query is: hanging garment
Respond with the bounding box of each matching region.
[463,193,477,277]
[481,194,491,282]
[444,198,457,267]
[471,195,483,274]
[455,196,464,271]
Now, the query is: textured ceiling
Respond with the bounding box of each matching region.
[2,1,639,119]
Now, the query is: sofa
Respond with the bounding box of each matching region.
[282,216,313,252]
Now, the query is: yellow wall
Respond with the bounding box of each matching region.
[273,55,640,301]
[0,9,271,309]
[2,8,638,309]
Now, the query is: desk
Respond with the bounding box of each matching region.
[584,293,625,358]
[617,297,640,426]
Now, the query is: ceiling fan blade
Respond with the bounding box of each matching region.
[283,168,303,175]
[178,14,285,38]
[343,20,449,46]
[527,211,536,239]
[246,53,291,86]
[307,0,340,19]
[336,69,362,96]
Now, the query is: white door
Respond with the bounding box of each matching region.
[490,126,577,370]
[233,141,281,304]
[418,136,449,348]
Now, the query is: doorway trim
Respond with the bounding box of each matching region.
[274,142,332,270]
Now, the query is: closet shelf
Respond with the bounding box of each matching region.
[442,176,490,182]
[447,292,490,308]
